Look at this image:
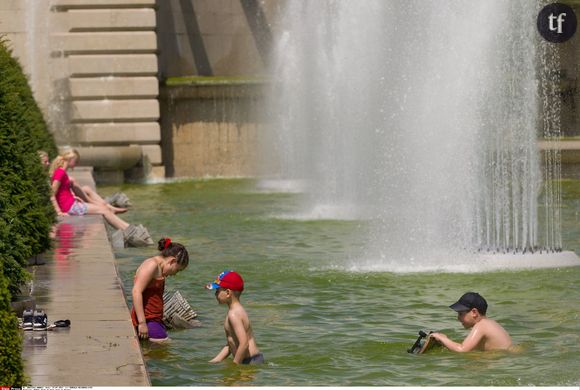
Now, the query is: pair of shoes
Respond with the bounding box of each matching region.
[105,192,131,208]
[22,309,34,330]
[123,224,154,247]
[33,309,48,331]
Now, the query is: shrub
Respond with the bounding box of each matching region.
[0,264,25,386]
[0,38,56,295]
[0,37,57,385]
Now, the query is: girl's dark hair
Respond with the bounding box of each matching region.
[158,237,189,268]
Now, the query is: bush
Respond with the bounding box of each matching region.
[0,264,25,386]
[0,38,57,385]
[0,38,56,295]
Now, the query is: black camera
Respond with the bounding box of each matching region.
[407,330,431,354]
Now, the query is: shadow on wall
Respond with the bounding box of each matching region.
[156,0,274,177]
[156,0,273,79]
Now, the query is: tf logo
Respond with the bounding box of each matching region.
[537,2,577,43]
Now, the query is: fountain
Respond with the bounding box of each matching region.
[261,0,580,271]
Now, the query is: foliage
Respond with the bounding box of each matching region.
[0,38,56,294]
[0,38,57,384]
[0,264,25,386]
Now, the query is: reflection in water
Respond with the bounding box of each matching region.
[218,363,258,386]
[22,331,47,348]
[115,179,580,386]
[142,341,172,380]
[53,221,98,272]
[54,222,80,274]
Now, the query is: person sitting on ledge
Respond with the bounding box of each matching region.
[429,292,513,352]
[38,150,51,170]
[57,148,128,214]
[49,150,130,230]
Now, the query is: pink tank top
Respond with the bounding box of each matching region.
[51,167,75,212]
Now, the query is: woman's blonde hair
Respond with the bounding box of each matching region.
[49,149,80,177]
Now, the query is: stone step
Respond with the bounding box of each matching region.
[70,99,159,122]
[68,53,157,76]
[74,122,160,144]
[52,0,156,10]
[53,31,157,54]
[69,76,158,99]
[61,8,156,31]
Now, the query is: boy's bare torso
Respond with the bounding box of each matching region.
[470,318,512,351]
[224,304,260,358]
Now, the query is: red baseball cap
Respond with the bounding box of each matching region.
[206,270,244,291]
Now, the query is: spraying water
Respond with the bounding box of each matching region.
[262,1,572,269]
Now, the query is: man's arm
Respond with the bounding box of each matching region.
[430,327,483,353]
[229,312,249,364]
[209,345,230,363]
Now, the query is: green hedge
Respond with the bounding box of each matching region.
[0,264,24,386]
[0,38,57,385]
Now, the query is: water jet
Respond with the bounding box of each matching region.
[262,0,580,270]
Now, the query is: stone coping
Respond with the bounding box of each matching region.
[21,167,150,386]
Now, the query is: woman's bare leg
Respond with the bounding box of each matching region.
[85,203,129,230]
[81,185,127,213]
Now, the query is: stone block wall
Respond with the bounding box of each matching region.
[160,83,264,178]
[558,2,580,137]
[0,0,163,182]
[52,0,162,180]
[156,0,283,78]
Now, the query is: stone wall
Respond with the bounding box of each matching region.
[160,83,264,177]
[2,0,580,180]
[0,0,163,183]
[558,2,580,136]
[156,0,283,78]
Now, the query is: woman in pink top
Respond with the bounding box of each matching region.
[49,150,130,231]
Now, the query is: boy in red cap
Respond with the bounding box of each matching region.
[206,270,264,364]
[429,292,512,352]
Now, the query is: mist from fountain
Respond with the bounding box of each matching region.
[261,1,578,271]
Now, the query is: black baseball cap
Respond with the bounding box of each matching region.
[449,292,488,315]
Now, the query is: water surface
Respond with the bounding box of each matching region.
[110,179,580,386]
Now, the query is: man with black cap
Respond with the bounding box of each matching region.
[429,292,512,352]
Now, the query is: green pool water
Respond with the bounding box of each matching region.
[108,179,580,386]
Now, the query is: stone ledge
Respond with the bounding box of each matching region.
[52,0,156,10]
[71,99,159,122]
[75,122,160,144]
[53,31,157,54]
[538,140,580,164]
[68,54,158,76]
[65,9,156,31]
[69,76,158,98]
[22,169,150,385]
[141,144,162,165]
[75,145,142,169]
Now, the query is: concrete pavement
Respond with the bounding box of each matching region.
[22,168,150,386]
